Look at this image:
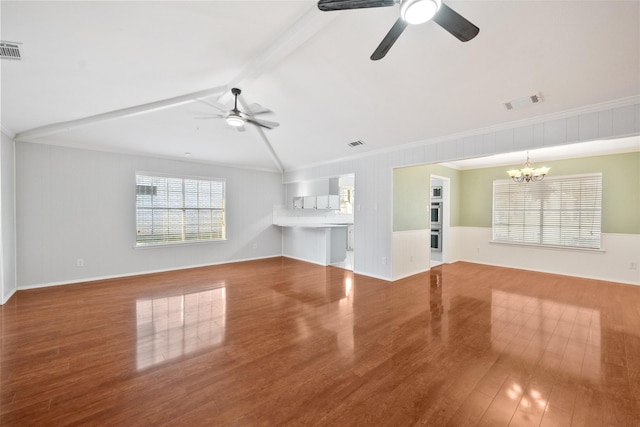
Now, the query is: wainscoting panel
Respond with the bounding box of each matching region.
[392,229,430,280]
[456,227,640,285]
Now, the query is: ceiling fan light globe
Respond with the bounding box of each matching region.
[226,113,244,127]
[401,0,441,25]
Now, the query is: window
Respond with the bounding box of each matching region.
[339,184,354,214]
[493,173,602,249]
[135,174,225,245]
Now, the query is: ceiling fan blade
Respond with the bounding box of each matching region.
[318,0,395,12]
[371,18,408,60]
[246,117,280,130]
[245,103,273,116]
[249,117,280,128]
[432,3,479,42]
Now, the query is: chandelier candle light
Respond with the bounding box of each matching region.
[506,153,550,183]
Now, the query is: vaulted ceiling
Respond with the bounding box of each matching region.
[2,1,639,172]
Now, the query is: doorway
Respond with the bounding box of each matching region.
[331,174,355,271]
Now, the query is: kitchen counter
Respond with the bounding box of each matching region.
[273,222,351,228]
[273,207,353,266]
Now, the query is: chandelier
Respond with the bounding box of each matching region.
[506,153,550,183]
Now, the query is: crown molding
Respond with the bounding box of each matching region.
[1,125,16,139]
[285,96,640,173]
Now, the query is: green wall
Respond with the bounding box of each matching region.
[458,152,640,234]
[393,164,460,231]
[393,151,640,234]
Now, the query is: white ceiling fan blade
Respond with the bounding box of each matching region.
[245,103,273,115]
[246,117,280,129]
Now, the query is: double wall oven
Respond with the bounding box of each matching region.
[431,186,442,252]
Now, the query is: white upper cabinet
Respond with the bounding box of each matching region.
[303,196,316,209]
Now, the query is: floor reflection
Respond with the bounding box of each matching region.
[429,269,447,341]
[337,276,355,356]
[296,273,356,358]
[491,289,601,382]
[136,286,226,370]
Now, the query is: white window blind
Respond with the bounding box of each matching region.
[136,174,226,245]
[493,173,602,249]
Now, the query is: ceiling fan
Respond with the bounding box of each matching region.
[317,0,479,60]
[195,88,279,132]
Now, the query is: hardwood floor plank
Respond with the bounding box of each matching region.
[2,259,640,425]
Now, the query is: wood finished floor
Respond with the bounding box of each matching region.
[1,258,640,426]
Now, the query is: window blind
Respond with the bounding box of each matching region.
[136,174,226,245]
[493,173,602,249]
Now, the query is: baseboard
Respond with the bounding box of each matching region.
[1,288,17,305]
[352,269,392,282]
[392,267,430,281]
[17,255,282,291]
[457,258,639,286]
[281,255,328,267]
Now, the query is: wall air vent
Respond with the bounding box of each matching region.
[348,140,365,148]
[0,41,22,60]
[504,94,542,111]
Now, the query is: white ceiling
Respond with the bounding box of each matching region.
[2,1,639,172]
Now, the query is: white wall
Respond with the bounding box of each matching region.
[285,99,640,282]
[392,230,430,280]
[455,227,640,285]
[15,142,284,288]
[1,132,17,303]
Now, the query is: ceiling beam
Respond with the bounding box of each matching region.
[15,86,228,142]
[238,95,283,173]
[223,5,337,94]
[212,5,337,171]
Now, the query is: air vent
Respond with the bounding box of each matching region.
[348,140,365,148]
[0,41,22,60]
[504,94,542,111]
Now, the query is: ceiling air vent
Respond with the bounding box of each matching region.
[504,94,541,111]
[348,140,365,148]
[0,41,22,60]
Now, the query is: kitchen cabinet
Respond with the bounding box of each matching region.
[316,194,339,210]
[303,196,316,209]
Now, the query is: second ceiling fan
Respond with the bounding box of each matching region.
[196,88,279,132]
[317,0,479,60]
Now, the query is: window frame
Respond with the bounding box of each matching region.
[134,172,227,248]
[491,173,603,251]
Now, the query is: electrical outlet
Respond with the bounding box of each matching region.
[382,257,387,265]
[252,242,258,249]
[76,258,84,267]
[631,262,638,270]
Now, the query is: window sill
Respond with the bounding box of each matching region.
[134,239,227,249]
[489,240,606,254]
